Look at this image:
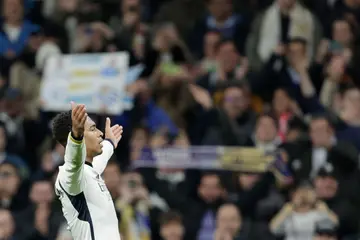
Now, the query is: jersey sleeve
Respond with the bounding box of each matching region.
[92,140,114,175]
[57,132,86,195]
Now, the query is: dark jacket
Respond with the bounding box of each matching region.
[288,140,359,199]
[189,14,250,59]
[200,108,256,146]
[234,220,277,240]
[324,196,359,238]
[14,203,64,240]
[151,176,223,240]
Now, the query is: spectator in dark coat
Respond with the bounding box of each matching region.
[199,83,256,146]
[189,0,249,59]
[251,38,322,104]
[0,161,29,212]
[0,123,29,179]
[288,115,359,198]
[0,88,49,171]
[313,167,359,238]
[15,180,64,240]
[229,171,284,221]
[227,172,283,240]
[197,39,248,94]
[335,84,360,151]
[152,172,225,240]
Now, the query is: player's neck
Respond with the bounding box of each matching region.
[85,158,93,167]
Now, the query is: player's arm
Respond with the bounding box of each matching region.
[58,103,87,195]
[92,140,114,174]
[93,118,123,174]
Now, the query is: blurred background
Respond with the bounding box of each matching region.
[0,0,360,239]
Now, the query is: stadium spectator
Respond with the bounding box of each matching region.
[228,171,285,233]
[246,0,322,70]
[270,184,338,240]
[0,0,39,78]
[197,39,248,94]
[0,161,29,212]
[32,142,64,181]
[198,83,256,145]
[155,0,206,42]
[159,211,185,240]
[73,22,115,53]
[313,167,359,238]
[152,172,226,239]
[116,170,162,240]
[15,179,63,240]
[289,115,359,187]
[199,31,221,75]
[271,88,303,141]
[252,114,280,152]
[214,203,242,239]
[0,123,28,178]
[109,0,150,61]
[189,0,249,59]
[33,25,62,72]
[334,84,360,150]
[129,126,149,163]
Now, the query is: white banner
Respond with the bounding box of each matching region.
[40,52,131,115]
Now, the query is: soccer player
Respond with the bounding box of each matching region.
[52,102,123,240]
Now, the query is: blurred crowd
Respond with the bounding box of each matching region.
[1,0,360,239]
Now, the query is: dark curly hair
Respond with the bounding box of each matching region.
[51,110,72,147]
[159,211,182,227]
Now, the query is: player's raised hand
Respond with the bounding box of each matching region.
[71,101,87,138]
[105,117,123,148]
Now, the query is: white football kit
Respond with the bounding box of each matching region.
[55,133,121,240]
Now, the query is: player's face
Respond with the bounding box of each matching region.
[84,117,104,158]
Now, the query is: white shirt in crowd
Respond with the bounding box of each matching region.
[3,24,21,42]
[282,210,334,240]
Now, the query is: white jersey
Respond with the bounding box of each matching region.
[55,133,121,240]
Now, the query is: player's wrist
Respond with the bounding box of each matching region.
[104,138,115,149]
[71,129,83,141]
